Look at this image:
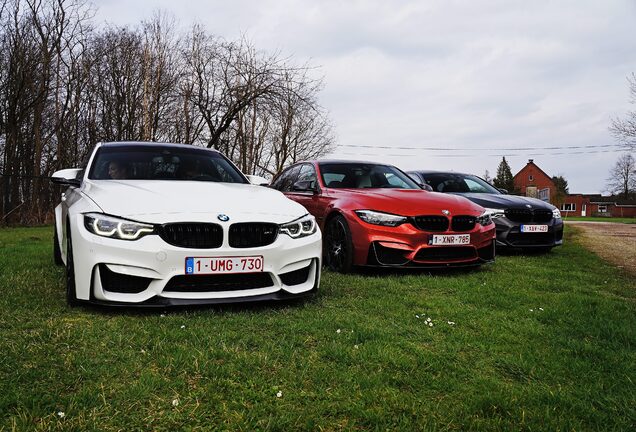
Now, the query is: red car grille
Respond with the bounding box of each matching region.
[411,216,449,232]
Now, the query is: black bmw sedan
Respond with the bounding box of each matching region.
[407,170,563,252]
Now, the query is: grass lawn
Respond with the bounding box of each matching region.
[1,226,635,431]
[563,216,636,224]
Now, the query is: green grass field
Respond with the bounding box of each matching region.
[563,216,636,223]
[1,226,634,431]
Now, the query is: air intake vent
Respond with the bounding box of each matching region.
[158,223,223,248]
[414,246,476,261]
[412,216,449,232]
[229,223,278,248]
[164,273,274,292]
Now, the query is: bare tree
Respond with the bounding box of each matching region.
[606,153,636,198]
[0,6,334,224]
[610,73,636,151]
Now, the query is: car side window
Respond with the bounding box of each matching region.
[296,164,318,190]
[272,165,302,192]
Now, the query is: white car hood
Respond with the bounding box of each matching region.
[82,180,307,224]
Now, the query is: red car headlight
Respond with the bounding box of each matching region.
[354,210,408,227]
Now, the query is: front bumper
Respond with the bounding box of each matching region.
[342,212,496,268]
[69,214,322,305]
[494,217,564,249]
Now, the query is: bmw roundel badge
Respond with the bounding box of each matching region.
[525,204,532,208]
[217,214,230,222]
[442,209,450,216]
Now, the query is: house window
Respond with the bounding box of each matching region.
[561,203,576,212]
[538,188,550,202]
[529,175,534,181]
[597,205,607,213]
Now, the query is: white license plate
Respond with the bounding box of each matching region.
[520,225,548,233]
[185,256,264,275]
[430,234,470,245]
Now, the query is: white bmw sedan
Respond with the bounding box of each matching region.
[51,142,321,306]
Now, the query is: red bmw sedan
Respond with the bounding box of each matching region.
[270,160,496,272]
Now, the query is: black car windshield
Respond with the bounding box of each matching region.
[88,145,247,183]
[420,173,500,194]
[319,163,420,189]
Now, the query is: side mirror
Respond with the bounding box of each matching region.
[497,188,508,194]
[420,184,433,192]
[246,174,270,186]
[51,168,82,187]
[292,180,318,194]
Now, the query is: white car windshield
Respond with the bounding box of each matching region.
[88,145,247,183]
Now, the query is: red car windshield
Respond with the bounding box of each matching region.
[319,163,421,189]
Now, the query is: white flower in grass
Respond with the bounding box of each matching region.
[428,322,433,327]
[180,325,185,329]
[539,307,544,311]
[57,411,65,418]
[530,309,534,312]
[354,345,359,349]
[447,321,455,326]
[276,391,283,398]
[172,399,179,407]
[426,317,431,323]
[336,329,341,334]
[160,314,166,318]
[415,314,420,319]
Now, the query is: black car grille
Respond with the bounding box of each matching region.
[451,215,476,232]
[533,209,553,223]
[158,223,223,248]
[99,264,152,294]
[505,208,553,223]
[229,223,278,248]
[414,246,476,262]
[412,216,449,232]
[164,273,274,292]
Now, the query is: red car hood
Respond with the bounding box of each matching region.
[330,188,485,216]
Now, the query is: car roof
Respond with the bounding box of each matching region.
[99,141,220,153]
[311,159,398,166]
[409,169,476,177]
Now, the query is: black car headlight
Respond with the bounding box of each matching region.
[477,210,494,226]
[484,208,505,220]
[354,210,408,227]
[279,214,317,238]
[84,213,154,240]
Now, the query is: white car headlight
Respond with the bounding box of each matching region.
[354,210,407,227]
[552,208,562,219]
[279,214,317,238]
[84,213,154,240]
[477,210,493,226]
[484,208,506,219]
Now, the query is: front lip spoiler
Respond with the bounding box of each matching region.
[83,267,319,308]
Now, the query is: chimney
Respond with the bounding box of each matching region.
[528,159,534,164]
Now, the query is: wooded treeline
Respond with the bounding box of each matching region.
[0,0,334,224]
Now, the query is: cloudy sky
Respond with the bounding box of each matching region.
[95,0,636,193]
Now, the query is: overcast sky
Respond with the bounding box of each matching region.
[95,0,636,193]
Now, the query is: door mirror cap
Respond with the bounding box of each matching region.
[245,175,270,186]
[497,188,509,194]
[51,168,82,187]
[292,180,318,194]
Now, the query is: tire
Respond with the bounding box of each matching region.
[53,226,64,266]
[65,224,80,306]
[324,214,354,273]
